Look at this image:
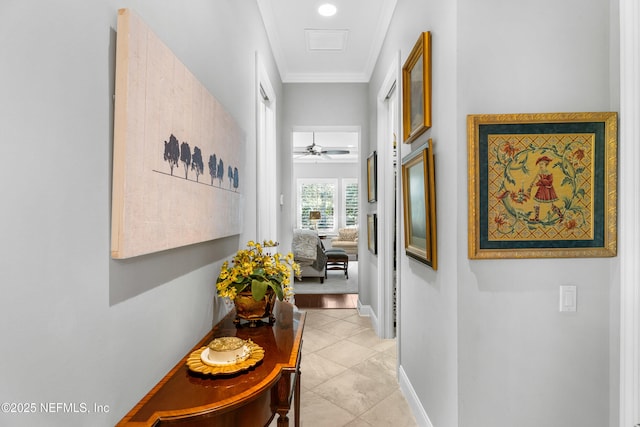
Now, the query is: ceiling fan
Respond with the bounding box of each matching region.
[293,133,350,158]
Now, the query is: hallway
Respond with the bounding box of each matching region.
[271,308,417,426]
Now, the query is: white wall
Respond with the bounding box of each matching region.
[369,0,459,425]
[457,1,616,426]
[0,1,281,425]
[294,162,358,182]
[369,0,618,426]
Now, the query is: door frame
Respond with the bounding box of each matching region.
[376,52,401,339]
[619,0,640,425]
[256,53,278,242]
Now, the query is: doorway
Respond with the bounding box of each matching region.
[291,128,361,309]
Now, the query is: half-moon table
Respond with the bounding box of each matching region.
[117,300,305,426]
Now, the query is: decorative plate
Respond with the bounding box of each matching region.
[186,339,265,375]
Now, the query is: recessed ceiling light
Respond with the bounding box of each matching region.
[318,3,337,17]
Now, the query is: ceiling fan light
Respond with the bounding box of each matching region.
[318,4,337,17]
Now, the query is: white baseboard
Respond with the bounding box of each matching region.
[398,365,433,427]
[357,299,381,331]
[357,298,372,317]
[358,299,391,339]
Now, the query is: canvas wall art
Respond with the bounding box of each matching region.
[111,9,244,259]
[467,112,617,259]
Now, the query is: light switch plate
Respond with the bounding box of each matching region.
[559,285,577,312]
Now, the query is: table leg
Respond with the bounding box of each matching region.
[277,413,289,427]
[295,369,301,427]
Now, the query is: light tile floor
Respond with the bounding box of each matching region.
[271,308,418,427]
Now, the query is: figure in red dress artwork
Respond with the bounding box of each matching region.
[528,155,564,223]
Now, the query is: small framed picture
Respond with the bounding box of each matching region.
[402,32,432,144]
[402,139,437,269]
[367,151,377,202]
[367,214,377,254]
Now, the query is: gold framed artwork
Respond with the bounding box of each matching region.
[111,9,244,259]
[367,214,377,255]
[402,139,437,269]
[467,112,618,259]
[402,31,432,144]
[367,151,377,202]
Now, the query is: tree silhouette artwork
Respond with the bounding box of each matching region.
[233,167,239,191]
[191,146,204,182]
[163,134,180,176]
[159,135,241,191]
[217,158,224,186]
[180,142,191,179]
[209,154,217,185]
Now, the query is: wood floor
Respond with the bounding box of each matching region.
[293,293,358,309]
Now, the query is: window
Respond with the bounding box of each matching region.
[296,178,358,232]
[343,178,359,227]
[297,179,337,232]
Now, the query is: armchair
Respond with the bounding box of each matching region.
[292,229,327,283]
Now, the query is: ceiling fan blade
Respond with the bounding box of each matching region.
[322,149,350,155]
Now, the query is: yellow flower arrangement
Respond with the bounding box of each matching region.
[216,240,301,302]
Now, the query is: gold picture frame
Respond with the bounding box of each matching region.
[468,112,617,259]
[402,31,432,144]
[402,139,437,269]
[367,151,377,202]
[367,214,377,254]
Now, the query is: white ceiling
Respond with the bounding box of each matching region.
[256,0,398,83]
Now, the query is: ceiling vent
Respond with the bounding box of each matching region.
[305,29,348,52]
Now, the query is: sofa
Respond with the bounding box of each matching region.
[331,227,358,259]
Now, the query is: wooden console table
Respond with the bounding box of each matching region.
[117,301,305,427]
